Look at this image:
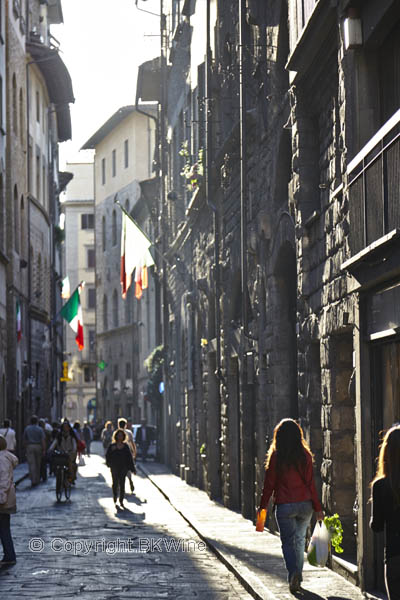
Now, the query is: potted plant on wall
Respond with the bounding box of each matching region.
[179,141,204,191]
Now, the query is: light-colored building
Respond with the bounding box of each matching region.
[82,105,157,424]
[62,162,96,424]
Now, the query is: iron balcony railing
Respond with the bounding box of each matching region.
[348,108,400,255]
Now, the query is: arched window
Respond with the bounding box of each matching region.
[14,185,19,253]
[103,294,108,330]
[12,74,17,135]
[20,195,25,258]
[112,210,117,246]
[19,88,24,144]
[112,289,118,328]
[102,215,106,251]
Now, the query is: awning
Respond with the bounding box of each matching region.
[27,41,74,142]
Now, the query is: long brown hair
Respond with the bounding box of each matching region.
[265,418,313,471]
[371,425,400,504]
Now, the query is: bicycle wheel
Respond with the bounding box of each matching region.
[56,468,64,502]
[64,470,71,500]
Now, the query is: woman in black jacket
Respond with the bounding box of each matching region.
[106,429,136,508]
[370,424,400,599]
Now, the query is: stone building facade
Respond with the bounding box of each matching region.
[1,0,73,446]
[144,0,400,593]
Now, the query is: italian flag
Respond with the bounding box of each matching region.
[120,212,154,300]
[60,284,84,350]
[16,300,22,342]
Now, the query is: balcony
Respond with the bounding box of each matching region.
[348,109,400,256]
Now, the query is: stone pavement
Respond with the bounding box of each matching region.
[5,446,253,599]
[139,461,386,600]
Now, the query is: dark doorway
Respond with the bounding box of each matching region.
[371,338,400,592]
[273,242,298,420]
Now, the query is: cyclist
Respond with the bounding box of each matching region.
[49,420,77,483]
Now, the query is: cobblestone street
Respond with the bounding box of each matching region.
[1,444,252,600]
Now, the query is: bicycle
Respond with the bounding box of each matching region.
[52,450,72,502]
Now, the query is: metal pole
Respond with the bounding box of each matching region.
[239,0,248,339]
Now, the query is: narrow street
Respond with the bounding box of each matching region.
[1,442,252,599]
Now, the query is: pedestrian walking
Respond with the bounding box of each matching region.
[258,418,323,593]
[82,422,93,457]
[118,418,136,492]
[0,435,18,565]
[49,421,78,483]
[135,419,153,461]
[101,421,114,455]
[49,422,60,476]
[370,424,400,599]
[105,429,136,508]
[23,416,46,487]
[38,419,51,482]
[0,420,16,454]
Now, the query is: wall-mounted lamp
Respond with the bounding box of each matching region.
[343,9,362,50]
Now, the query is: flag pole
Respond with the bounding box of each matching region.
[114,196,172,267]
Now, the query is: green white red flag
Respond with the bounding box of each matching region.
[120,212,154,300]
[60,284,84,350]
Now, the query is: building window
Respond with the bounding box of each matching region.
[36,90,40,122]
[84,366,95,382]
[126,362,131,378]
[87,248,95,268]
[28,140,32,193]
[124,139,129,168]
[81,213,94,229]
[36,253,42,297]
[103,295,108,330]
[87,287,96,309]
[14,185,19,253]
[12,74,17,134]
[42,162,46,208]
[112,210,117,246]
[102,216,106,251]
[113,364,119,382]
[19,88,24,143]
[112,289,118,328]
[101,157,106,185]
[112,149,116,177]
[36,153,40,200]
[88,329,95,352]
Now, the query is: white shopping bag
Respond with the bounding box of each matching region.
[307,521,330,567]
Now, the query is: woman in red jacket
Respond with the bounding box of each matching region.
[258,418,323,593]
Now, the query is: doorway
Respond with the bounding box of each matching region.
[371,338,400,591]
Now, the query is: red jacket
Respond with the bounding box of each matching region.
[260,450,322,512]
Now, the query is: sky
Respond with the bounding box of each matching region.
[52,0,161,167]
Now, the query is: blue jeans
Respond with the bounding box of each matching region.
[275,500,313,581]
[0,513,16,562]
